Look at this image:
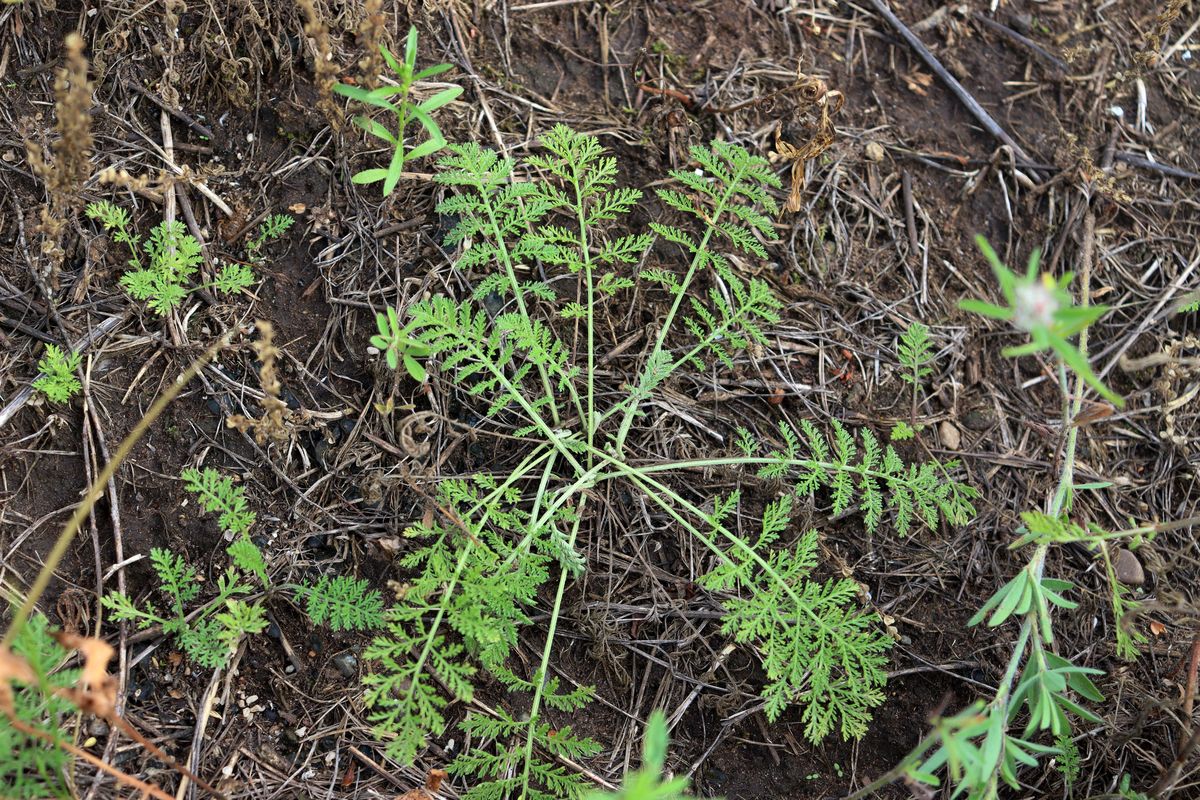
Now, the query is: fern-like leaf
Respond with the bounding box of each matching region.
[700,508,891,743]
[181,467,256,535]
[300,575,385,631]
[761,419,977,536]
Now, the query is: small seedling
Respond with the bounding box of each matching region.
[1055,733,1080,788]
[897,321,934,420]
[334,26,461,196]
[103,468,384,668]
[585,712,699,800]
[245,213,294,260]
[370,306,430,381]
[85,201,257,315]
[32,344,81,403]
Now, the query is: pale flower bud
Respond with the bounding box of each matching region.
[1013,277,1059,331]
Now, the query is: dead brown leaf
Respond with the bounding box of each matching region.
[902,69,935,96]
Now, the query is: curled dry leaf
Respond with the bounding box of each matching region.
[0,648,38,714]
[773,71,844,212]
[397,768,448,799]
[53,631,118,718]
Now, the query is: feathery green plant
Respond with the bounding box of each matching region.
[750,418,977,537]
[245,213,294,260]
[85,201,258,315]
[181,467,256,536]
[104,468,383,668]
[364,126,976,796]
[0,612,77,799]
[1054,733,1081,788]
[299,575,385,632]
[700,494,889,739]
[334,26,461,196]
[32,344,81,404]
[897,321,934,420]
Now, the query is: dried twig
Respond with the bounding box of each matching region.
[970,11,1069,74]
[866,0,1038,169]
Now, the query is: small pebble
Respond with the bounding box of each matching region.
[939,420,961,450]
[332,653,358,678]
[961,408,996,431]
[1114,548,1145,586]
[864,141,886,162]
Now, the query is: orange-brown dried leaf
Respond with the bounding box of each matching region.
[0,648,38,714]
[53,631,117,717]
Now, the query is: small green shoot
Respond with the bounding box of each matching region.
[1055,733,1080,788]
[898,321,934,420]
[32,344,81,403]
[371,306,430,381]
[585,712,698,800]
[334,27,461,196]
[245,213,294,260]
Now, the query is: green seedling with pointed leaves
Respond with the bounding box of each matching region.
[960,236,1121,406]
[103,468,384,668]
[860,235,1129,800]
[32,344,81,403]
[370,306,430,381]
[334,26,461,196]
[585,712,701,800]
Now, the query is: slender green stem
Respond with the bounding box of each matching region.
[612,176,744,454]
[479,196,576,427]
[592,302,773,430]
[588,450,843,639]
[979,261,1094,797]
[518,500,587,799]
[568,168,597,451]
[384,544,474,737]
